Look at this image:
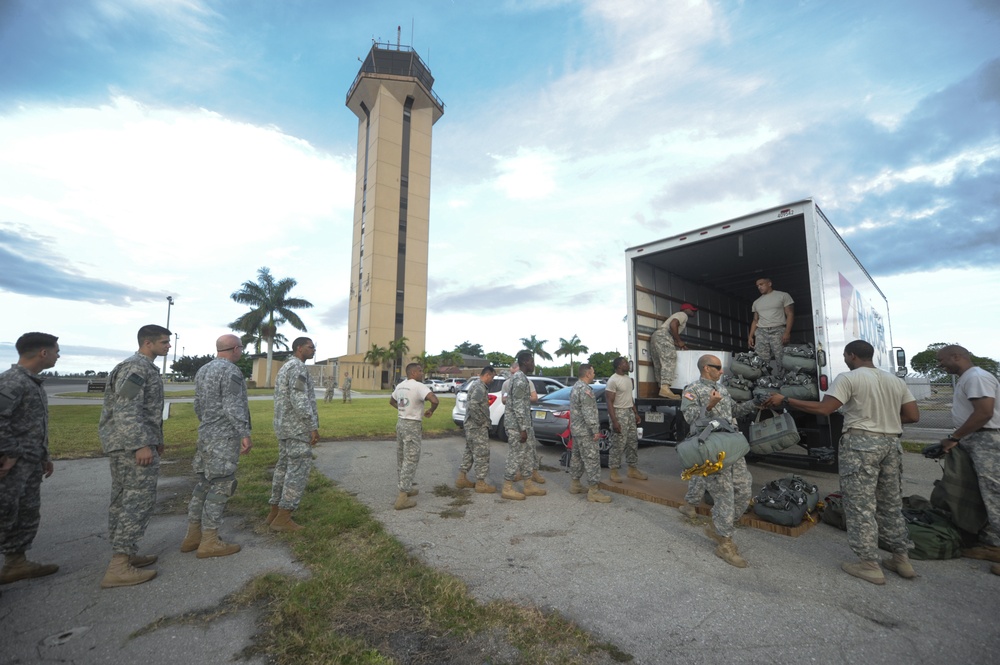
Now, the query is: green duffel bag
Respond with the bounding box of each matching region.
[749,409,801,455]
[782,355,816,372]
[878,496,964,560]
[779,384,819,400]
[677,417,750,477]
[731,360,762,380]
[728,386,752,401]
[930,444,988,536]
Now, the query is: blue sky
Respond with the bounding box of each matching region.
[1,0,998,374]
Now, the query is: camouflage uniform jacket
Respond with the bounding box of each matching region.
[0,364,49,463]
[680,378,756,427]
[273,357,318,440]
[99,352,164,454]
[569,381,600,436]
[194,358,251,442]
[465,379,491,429]
[506,371,531,434]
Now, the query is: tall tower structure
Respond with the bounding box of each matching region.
[339,41,444,389]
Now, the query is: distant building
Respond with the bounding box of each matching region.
[336,41,445,389]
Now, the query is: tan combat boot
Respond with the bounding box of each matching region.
[196,529,241,558]
[587,487,612,503]
[265,504,280,525]
[0,552,58,584]
[609,468,623,483]
[394,492,417,510]
[715,538,748,568]
[270,509,303,532]
[523,479,547,497]
[512,473,523,482]
[704,524,724,544]
[627,466,648,480]
[129,554,158,568]
[961,544,1000,562]
[406,487,419,497]
[569,479,586,494]
[100,553,156,588]
[474,480,497,494]
[658,386,679,399]
[531,470,546,484]
[501,481,525,501]
[678,504,697,519]
[841,560,885,585]
[882,553,917,579]
[455,471,475,489]
[179,522,202,553]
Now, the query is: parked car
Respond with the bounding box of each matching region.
[530,384,611,448]
[452,375,566,440]
[423,379,451,393]
[440,377,466,392]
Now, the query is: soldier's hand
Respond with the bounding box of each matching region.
[309,430,320,446]
[135,446,154,467]
[635,411,642,424]
[42,460,54,478]
[708,390,722,410]
[611,422,621,434]
[0,455,16,478]
[156,444,164,457]
[593,433,601,441]
[940,438,958,454]
[748,336,755,349]
[519,430,527,444]
[240,437,253,454]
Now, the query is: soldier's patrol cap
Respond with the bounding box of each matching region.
[680,303,698,312]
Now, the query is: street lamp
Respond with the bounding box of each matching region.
[164,296,174,374]
[173,333,179,363]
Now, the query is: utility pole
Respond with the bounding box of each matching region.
[164,296,174,374]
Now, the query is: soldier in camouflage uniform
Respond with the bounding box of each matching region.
[502,362,545,485]
[268,338,319,532]
[456,366,497,494]
[502,351,546,501]
[605,356,647,483]
[680,354,756,568]
[181,335,253,559]
[935,345,1000,573]
[389,363,439,510]
[0,333,60,586]
[649,303,697,400]
[98,325,171,588]
[568,364,611,503]
[766,340,919,584]
[342,372,352,403]
[749,278,794,378]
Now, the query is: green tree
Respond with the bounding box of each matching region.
[555,334,589,378]
[234,354,254,379]
[486,351,515,367]
[519,335,553,368]
[364,343,389,388]
[387,336,410,385]
[230,266,313,387]
[171,354,215,380]
[587,350,621,378]
[230,321,289,355]
[437,350,463,368]
[413,351,438,374]
[454,341,485,358]
[912,342,1000,379]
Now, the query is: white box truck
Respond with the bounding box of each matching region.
[626,199,907,468]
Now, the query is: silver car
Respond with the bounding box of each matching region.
[452,375,566,440]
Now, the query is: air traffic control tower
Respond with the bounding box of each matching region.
[339,42,444,389]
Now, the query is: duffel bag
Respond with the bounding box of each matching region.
[782,355,816,372]
[878,496,964,560]
[779,384,819,400]
[727,386,752,401]
[752,479,809,527]
[731,360,762,380]
[930,444,988,536]
[821,492,846,530]
[677,417,750,479]
[748,410,800,455]
[752,387,780,401]
[783,343,815,358]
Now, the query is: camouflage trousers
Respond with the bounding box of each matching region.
[0,458,43,555]
[188,468,238,530]
[609,408,639,469]
[504,423,536,481]
[960,431,1000,547]
[461,425,491,479]
[270,437,313,511]
[649,329,678,387]
[323,389,334,403]
[839,432,911,560]
[342,388,351,403]
[753,326,785,377]
[569,425,601,486]
[108,449,160,555]
[396,419,423,492]
[703,458,752,538]
[684,476,707,506]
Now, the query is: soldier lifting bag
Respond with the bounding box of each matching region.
[749,409,800,455]
[782,355,816,372]
[779,384,819,400]
[677,417,750,477]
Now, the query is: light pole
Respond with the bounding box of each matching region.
[173,333,179,363]
[163,296,174,374]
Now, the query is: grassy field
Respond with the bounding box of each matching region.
[47,400,624,664]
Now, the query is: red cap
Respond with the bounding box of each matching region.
[681,303,698,312]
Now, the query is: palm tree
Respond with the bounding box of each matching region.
[413,350,438,375]
[387,336,410,384]
[437,350,463,369]
[364,343,389,388]
[556,334,590,378]
[519,335,553,373]
[230,267,313,387]
[229,321,289,355]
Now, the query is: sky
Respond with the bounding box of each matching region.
[1,0,998,375]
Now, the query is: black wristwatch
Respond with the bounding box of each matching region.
[946,435,960,443]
